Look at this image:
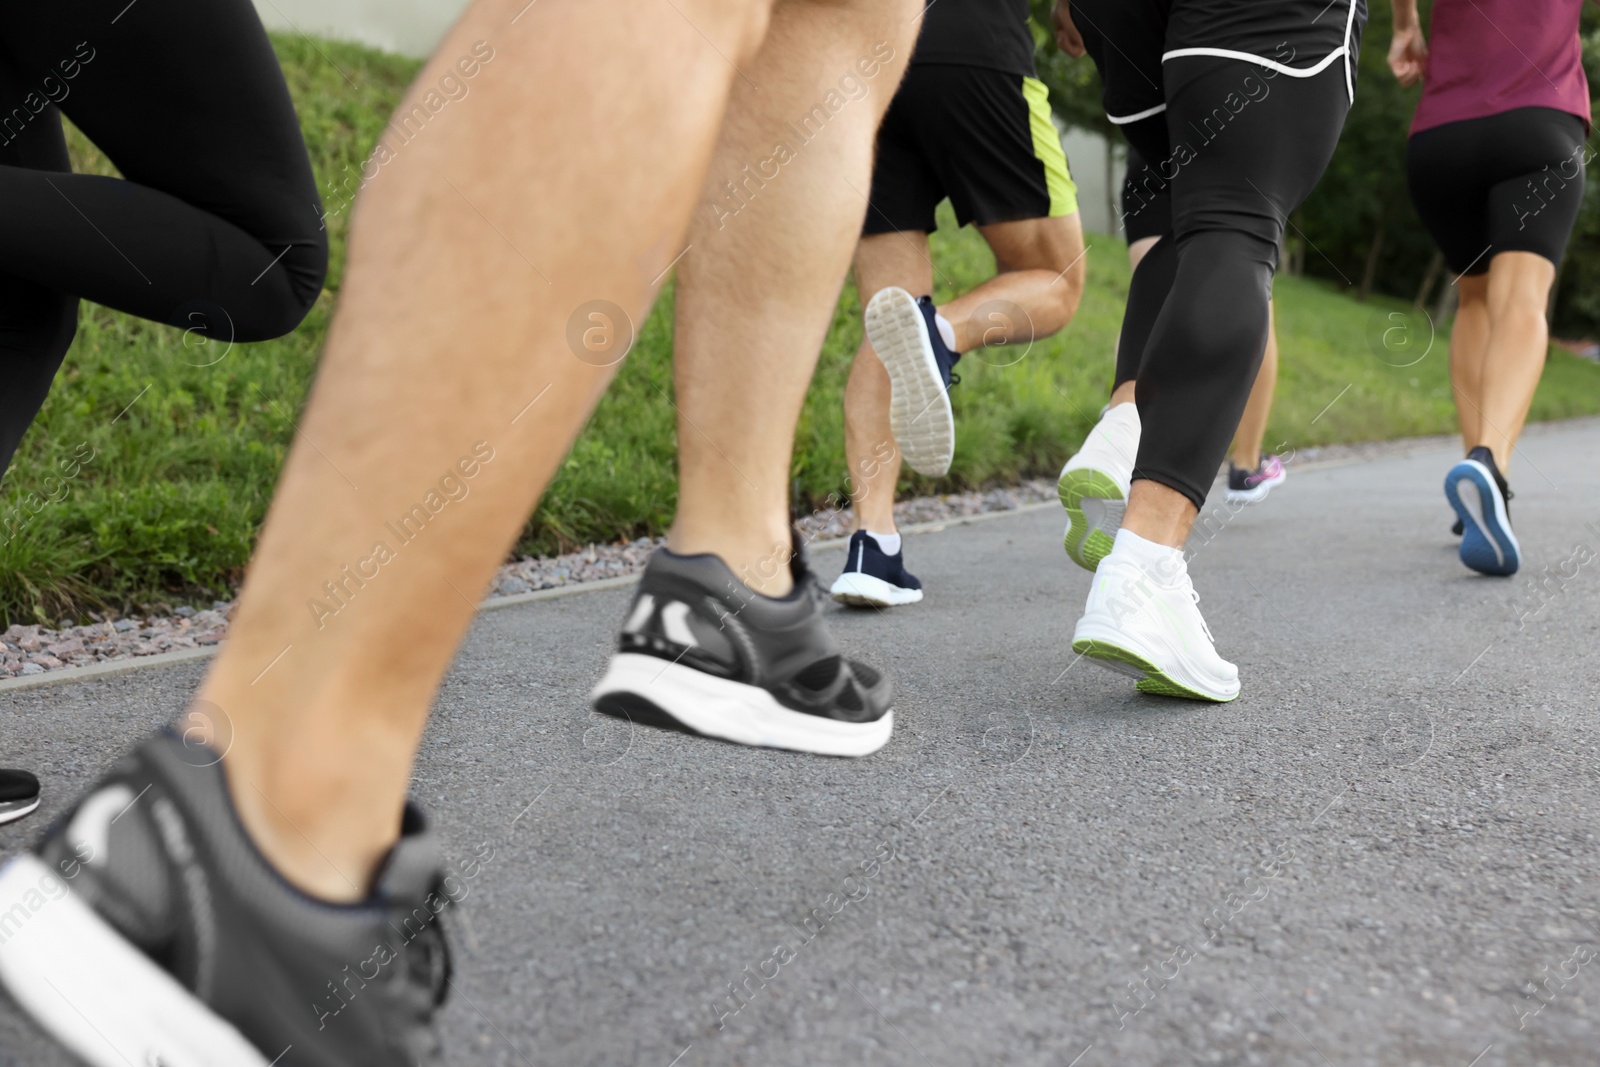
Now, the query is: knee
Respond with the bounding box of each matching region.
[245,238,328,342]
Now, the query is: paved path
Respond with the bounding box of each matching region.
[4,419,1599,1067]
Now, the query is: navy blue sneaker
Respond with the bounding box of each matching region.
[830,530,924,608]
[865,286,961,477]
[1445,446,1519,576]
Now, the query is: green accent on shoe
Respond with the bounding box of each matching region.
[1058,467,1123,572]
[1071,637,1236,703]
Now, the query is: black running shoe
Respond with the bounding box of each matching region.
[0,768,40,825]
[0,732,451,1067]
[830,530,923,608]
[591,542,894,756]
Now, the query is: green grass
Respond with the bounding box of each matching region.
[4,34,1600,625]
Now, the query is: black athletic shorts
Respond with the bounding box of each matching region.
[863,64,1078,235]
[1406,107,1588,275]
[1121,145,1173,243]
[1072,0,1365,167]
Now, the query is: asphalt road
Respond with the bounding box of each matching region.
[4,418,1600,1067]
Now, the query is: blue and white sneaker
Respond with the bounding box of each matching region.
[830,531,924,608]
[1444,446,1519,576]
[865,287,961,477]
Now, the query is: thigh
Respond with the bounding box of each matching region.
[1487,110,1588,268]
[1163,56,1350,251]
[925,68,1079,229]
[0,47,77,335]
[979,214,1085,275]
[1070,0,1168,131]
[1407,127,1494,275]
[0,0,321,243]
[1121,145,1174,243]
[863,71,945,236]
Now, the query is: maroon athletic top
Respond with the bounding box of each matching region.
[1411,0,1591,134]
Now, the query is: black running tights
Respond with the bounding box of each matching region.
[1111,58,1351,507]
[0,0,327,476]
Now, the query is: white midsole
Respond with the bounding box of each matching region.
[0,854,269,1067]
[592,654,893,757]
[0,798,40,826]
[867,288,954,477]
[1225,470,1285,504]
[830,571,923,607]
[1073,614,1240,701]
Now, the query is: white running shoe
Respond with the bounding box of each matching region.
[1071,541,1240,702]
[865,286,961,477]
[1059,403,1140,572]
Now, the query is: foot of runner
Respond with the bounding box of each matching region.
[1225,454,1287,504]
[0,733,451,1067]
[1445,446,1520,576]
[831,530,924,608]
[1071,529,1240,702]
[0,769,39,825]
[592,543,894,756]
[866,286,961,478]
[1059,402,1140,572]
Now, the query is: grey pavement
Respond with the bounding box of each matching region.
[3,418,1599,1067]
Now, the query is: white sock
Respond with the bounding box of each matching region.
[1102,401,1140,430]
[1110,527,1184,584]
[934,312,958,353]
[865,530,902,556]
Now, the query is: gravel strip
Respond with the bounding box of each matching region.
[14,418,1590,680]
[0,480,1058,678]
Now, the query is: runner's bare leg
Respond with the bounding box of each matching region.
[844,215,1085,535]
[1450,273,1490,452]
[668,0,917,594]
[196,0,775,901]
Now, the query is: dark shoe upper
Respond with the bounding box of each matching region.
[839,531,921,592]
[0,768,39,804]
[32,732,451,1067]
[1227,457,1281,492]
[617,542,892,724]
[916,294,961,390]
[1466,446,1513,515]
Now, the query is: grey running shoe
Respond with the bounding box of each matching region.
[591,543,894,756]
[0,732,451,1066]
[0,768,40,825]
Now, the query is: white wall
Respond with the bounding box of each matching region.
[1061,126,1126,238]
[252,0,468,57]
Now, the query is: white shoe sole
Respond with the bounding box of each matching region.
[830,571,924,608]
[866,287,954,477]
[0,797,39,825]
[0,854,270,1067]
[591,653,893,757]
[1071,615,1240,702]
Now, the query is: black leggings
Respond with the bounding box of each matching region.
[1075,0,1356,506]
[0,0,327,476]
[1407,107,1588,276]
